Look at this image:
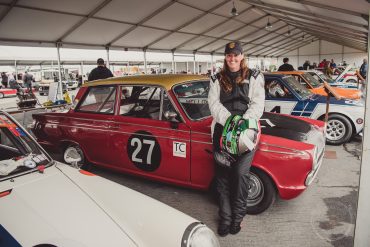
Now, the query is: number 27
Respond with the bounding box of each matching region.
[131,138,155,164]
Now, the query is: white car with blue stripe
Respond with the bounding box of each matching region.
[264,73,364,145]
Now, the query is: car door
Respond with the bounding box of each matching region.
[71,85,117,166]
[109,85,191,183]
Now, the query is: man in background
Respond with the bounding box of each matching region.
[88,58,113,81]
[278,57,295,71]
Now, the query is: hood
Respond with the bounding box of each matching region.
[311,87,361,100]
[260,112,325,149]
[0,165,136,247]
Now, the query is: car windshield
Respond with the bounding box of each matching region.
[283,76,313,99]
[0,114,50,180]
[317,72,335,84]
[301,73,322,88]
[173,80,211,120]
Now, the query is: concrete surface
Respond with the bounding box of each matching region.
[85,138,361,247]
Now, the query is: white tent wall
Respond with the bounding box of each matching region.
[277,40,366,69]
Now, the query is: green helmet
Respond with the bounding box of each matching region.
[221,115,260,156]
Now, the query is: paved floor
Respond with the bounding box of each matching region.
[78,138,361,247]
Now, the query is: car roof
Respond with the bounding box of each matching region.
[82,74,209,90]
[263,73,289,78]
[271,71,305,75]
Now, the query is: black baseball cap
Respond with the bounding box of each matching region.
[97,58,105,64]
[224,41,243,55]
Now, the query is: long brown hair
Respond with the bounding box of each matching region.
[219,58,249,93]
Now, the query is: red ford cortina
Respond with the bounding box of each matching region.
[32,74,326,214]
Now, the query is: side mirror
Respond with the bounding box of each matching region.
[164,110,178,121]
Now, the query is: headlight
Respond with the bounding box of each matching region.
[182,222,220,247]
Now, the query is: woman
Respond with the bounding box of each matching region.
[208,41,265,237]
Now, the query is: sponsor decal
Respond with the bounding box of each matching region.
[127,131,161,172]
[173,141,186,158]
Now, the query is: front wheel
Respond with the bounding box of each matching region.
[326,114,353,145]
[0,92,4,99]
[246,168,276,215]
[63,144,85,169]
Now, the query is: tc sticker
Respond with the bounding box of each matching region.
[127,131,161,172]
[173,141,186,158]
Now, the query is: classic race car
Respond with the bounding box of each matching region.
[307,70,359,89]
[272,71,362,99]
[264,73,364,145]
[32,74,326,214]
[0,88,17,99]
[0,111,219,247]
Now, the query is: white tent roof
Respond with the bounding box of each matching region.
[0,0,368,56]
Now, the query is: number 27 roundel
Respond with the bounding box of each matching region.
[127,131,161,172]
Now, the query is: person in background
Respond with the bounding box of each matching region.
[324,61,333,77]
[302,60,311,70]
[208,41,264,237]
[22,71,33,91]
[1,72,8,88]
[360,58,368,79]
[88,58,113,81]
[278,57,295,71]
[318,59,326,68]
[312,62,317,69]
[330,59,337,69]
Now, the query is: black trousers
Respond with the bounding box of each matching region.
[213,123,255,225]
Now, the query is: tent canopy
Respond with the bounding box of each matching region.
[0,0,368,56]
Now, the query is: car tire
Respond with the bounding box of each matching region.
[347,79,357,83]
[0,92,4,99]
[63,144,86,169]
[39,93,44,96]
[325,114,353,145]
[246,167,276,215]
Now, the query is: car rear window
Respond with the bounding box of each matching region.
[76,86,116,114]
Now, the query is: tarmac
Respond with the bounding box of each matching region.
[3,90,362,247]
[88,138,361,247]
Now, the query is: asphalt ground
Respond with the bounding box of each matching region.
[3,91,361,247]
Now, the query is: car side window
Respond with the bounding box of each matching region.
[119,86,181,122]
[265,79,292,99]
[119,86,162,120]
[76,86,116,114]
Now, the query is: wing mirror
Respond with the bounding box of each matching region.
[164,111,178,120]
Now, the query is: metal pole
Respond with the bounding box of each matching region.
[341,45,345,64]
[143,48,147,74]
[318,39,322,62]
[106,46,110,70]
[171,50,175,74]
[80,61,84,85]
[186,61,189,74]
[14,60,18,81]
[56,43,63,100]
[354,10,370,247]
[211,53,214,75]
[193,52,196,74]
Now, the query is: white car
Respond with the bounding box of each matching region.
[0,111,219,247]
[307,70,359,89]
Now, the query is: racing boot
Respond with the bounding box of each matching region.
[229,221,242,235]
[217,222,230,237]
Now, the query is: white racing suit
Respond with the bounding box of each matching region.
[208,70,265,225]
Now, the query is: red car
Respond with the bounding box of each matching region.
[0,88,17,98]
[32,74,326,214]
